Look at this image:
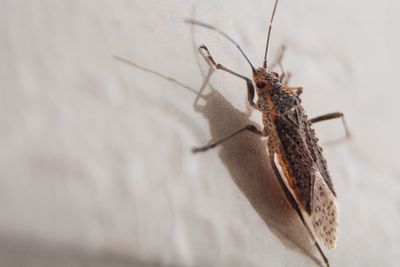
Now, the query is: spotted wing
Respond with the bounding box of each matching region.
[274,107,315,213]
[311,168,338,248]
[274,106,338,249]
[274,105,336,207]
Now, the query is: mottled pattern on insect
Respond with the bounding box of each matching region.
[251,63,339,249]
[189,0,349,266]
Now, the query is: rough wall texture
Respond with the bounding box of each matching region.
[1,0,400,266]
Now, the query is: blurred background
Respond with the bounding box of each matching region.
[1,0,400,266]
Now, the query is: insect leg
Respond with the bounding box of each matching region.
[270,158,330,267]
[268,46,303,96]
[268,46,303,94]
[268,45,300,92]
[199,45,257,109]
[268,45,290,84]
[283,71,292,85]
[287,86,303,96]
[192,124,263,153]
[309,112,350,138]
[269,44,286,71]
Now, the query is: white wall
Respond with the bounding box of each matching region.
[1,0,399,266]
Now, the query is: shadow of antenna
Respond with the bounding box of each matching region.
[113,55,204,97]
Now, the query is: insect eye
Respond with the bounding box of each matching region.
[256,81,266,88]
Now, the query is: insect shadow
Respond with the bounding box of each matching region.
[114,56,323,267]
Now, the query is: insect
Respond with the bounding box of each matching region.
[188,0,349,266]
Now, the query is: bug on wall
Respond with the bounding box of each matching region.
[188,0,349,266]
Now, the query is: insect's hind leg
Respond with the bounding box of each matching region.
[192,124,263,153]
[270,158,330,267]
[309,112,351,138]
[199,45,257,109]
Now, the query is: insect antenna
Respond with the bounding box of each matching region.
[186,19,256,72]
[263,0,279,69]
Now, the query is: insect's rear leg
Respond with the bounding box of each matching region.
[310,112,351,139]
[270,157,330,267]
[199,45,257,109]
[192,124,264,153]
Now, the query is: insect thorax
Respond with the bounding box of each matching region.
[256,84,300,115]
[268,85,300,114]
[253,68,300,115]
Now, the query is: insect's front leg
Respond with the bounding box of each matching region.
[199,45,257,109]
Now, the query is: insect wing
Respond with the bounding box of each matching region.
[274,107,338,249]
[311,168,338,249]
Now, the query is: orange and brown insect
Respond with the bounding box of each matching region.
[189,0,349,266]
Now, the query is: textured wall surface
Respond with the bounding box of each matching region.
[1,0,400,266]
